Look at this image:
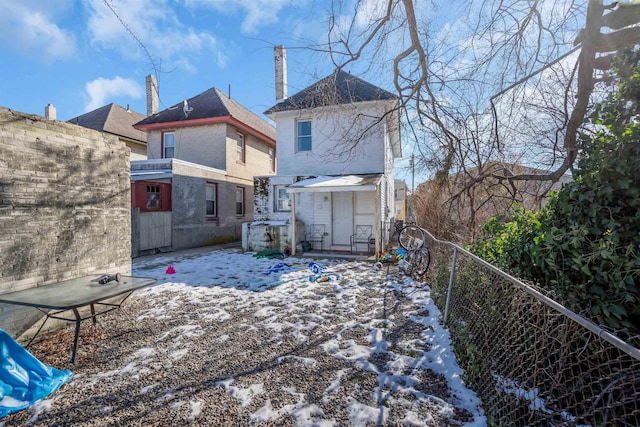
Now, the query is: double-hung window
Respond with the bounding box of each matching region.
[297,120,312,152]
[206,183,217,218]
[236,187,245,216]
[275,185,291,211]
[163,132,175,158]
[236,132,245,163]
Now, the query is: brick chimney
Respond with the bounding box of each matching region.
[44,103,56,120]
[274,45,288,103]
[146,74,159,116]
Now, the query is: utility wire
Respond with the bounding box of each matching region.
[102,0,163,108]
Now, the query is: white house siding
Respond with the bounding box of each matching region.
[294,192,316,228]
[355,191,376,228]
[380,177,388,241]
[312,192,332,247]
[384,123,396,222]
[273,102,393,176]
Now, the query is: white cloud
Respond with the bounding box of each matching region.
[0,1,76,60]
[238,0,294,33]
[354,0,390,29]
[186,0,301,34]
[84,0,219,72]
[84,76,143,112]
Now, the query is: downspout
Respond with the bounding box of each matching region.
[290,192,296,255]
[375,181,381,254]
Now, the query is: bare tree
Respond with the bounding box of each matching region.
[319,0,640,239]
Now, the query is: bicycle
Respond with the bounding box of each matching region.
[397,224,431,277]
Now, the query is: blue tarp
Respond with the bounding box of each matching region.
[0,329,72,418]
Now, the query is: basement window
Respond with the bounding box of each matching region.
[146,185,161,209]
[275,185,291,211]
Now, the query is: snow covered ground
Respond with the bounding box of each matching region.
[5,247,485,426]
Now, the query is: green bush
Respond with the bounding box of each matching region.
[470,50,640,336]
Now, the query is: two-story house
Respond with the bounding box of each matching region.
[131,79,276,254]
[248,46,401,255]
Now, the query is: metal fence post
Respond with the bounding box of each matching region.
[443,247,457,325]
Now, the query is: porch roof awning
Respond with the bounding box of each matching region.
[130,170,173,181]
[287,174,382,193]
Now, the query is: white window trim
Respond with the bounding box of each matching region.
[237,132,245,163]
[274,185,291,212]
[296,119,312,152]
[236,187,245,216]
[206,182,217,218]
[163,131,175,159]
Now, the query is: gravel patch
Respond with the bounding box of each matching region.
[2,251,482,426]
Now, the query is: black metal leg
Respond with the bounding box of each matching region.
[71,308,81,364]
[90,304,97,325]
[25,313,49,349]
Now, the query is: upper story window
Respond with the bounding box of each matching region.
[163,132,175,158]
[236,132,245,163]
[206,182,218,218]
[297,120,312,152]
[236,187,245,216]
[269,148,275,172]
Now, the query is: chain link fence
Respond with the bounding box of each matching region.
[421,229,640,426]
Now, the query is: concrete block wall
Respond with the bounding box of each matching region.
[253,175,300,222]
[253,176,271,221]
[0,107,132,337]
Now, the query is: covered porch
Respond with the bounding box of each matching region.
[287,174,389,256]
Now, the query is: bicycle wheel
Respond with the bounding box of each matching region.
[398,225,426,251]
[413,246,431,277]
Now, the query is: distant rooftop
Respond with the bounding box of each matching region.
[68,103,146,143]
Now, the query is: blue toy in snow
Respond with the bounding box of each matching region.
[308,262,323,275]
[265,263,295,275]
[307,262,339,282]
[309,273,340,283]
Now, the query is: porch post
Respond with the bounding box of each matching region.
[290,192,296,255]
[375,182,381,254]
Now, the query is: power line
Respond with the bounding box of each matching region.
[102,0,159,76]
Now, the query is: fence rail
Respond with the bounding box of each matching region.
[421,228,640,426]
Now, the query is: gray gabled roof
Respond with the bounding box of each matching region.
[68,103,147,143]
[265,70,398,115]
[134,87,276,141]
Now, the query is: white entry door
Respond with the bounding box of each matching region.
[332,192,353,246]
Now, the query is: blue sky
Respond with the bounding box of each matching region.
[0,1,588,186]
[1,0,471,184]
[0,0,352,120]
